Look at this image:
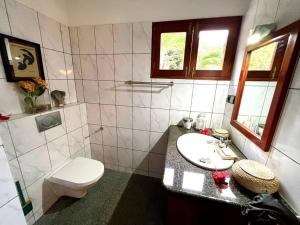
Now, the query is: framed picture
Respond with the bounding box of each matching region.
[0,34,45,82]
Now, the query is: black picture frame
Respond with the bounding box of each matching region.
[0,33,45,82]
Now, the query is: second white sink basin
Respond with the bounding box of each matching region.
[177,133,234,170]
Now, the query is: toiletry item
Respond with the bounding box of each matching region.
[217,147,238,160]
[0,114,10,121]
[182,117,193,129]
[195,113,206,130]
[201,128,212,136]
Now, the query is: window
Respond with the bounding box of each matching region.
[151,17,242,80]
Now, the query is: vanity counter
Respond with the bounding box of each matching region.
[163,125,254,206]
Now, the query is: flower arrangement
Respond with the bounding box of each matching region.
[17,77,49,113]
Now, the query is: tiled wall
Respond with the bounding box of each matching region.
[0,0,77,115]
[0,103,90,224]
[0,142,27,225]
[70,23,230,178]
[222,0,300,214]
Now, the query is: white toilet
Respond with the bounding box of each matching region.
[46,157,104,198]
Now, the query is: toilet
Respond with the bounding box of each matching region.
[46,157,104,198]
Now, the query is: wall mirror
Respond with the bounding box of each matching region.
[231,20,300,151]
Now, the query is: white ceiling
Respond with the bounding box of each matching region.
[15,0,251,26]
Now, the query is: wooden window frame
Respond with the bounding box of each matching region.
[151,16,242,80]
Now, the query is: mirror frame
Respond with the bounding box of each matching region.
[231,20,300,151]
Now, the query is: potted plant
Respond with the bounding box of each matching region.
[17,77,50,113]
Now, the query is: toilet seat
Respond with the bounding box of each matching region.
[48,157,104,190]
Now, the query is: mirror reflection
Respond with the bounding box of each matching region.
[237,37,288,136]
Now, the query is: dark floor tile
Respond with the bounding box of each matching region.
[34,169,166,225]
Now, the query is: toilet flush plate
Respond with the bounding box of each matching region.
[177,133,234,170]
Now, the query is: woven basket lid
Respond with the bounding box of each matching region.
[215,128,229,135]
[239,159,275,180]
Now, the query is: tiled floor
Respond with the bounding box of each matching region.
[35,169,167,225]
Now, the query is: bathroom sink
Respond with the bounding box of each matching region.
[177,133,234,170]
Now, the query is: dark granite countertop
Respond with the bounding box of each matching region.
[163,125,255,206]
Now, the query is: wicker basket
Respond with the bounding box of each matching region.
[232,160,279,194]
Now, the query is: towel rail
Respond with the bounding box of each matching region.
[125,80,174,87]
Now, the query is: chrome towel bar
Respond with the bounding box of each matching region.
[125,80,174,87]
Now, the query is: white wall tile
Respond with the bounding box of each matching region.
[95,24,113,54]
[65,54,74,79]
[113,23,132,54]
[273,89,300,163]
[82,80,99,103]
[69,27,79,54]
[47,135,70,169]
[117,106,132,128]
[88,124,102,144]
[169,110,189,126]
[91,143,103,161]
[97,55,114,81]
[133,54,151,82]
[117,128,132,149]
[0,197,27,225]
[44,109,66,142]
[100,105,116,127]
[171,84,193,110]
[80,103,88,125]
[118,148,132,168]
[38,13,63,51]
[191,84,216,112]
[44,49,66,79]
[0,147,18,207]
[0,80,23,115]
[67,79,77,103]
[80,55,97,80]
[8,158,25,189]
[133,22,151,53]
[213,85,229,113]
[103,145,118,165]
[86,103,101,124]
[133,130,150,151]
[6,0,41,44]
[75,80,84,103]
[61,24,71,54]
[99,81,115,105]
[230,126,246,151]
[64,105,81,132]
[78,26,96,54]
[0,122,16,160]
[242,139,269,165]
[210,114,224,129]
[8,115,46,155]
[115,82,132,106]
[133,107,150,131]
[0,0,10,35]
[72,55,82,79]
[151,87,171,109]
[18,145,51,186]
[151,109,169,132]
[102,126,117,147]
[133,86,151,107]
[267,148,300,214]
[114,54,132,81]
[68,128,84,155]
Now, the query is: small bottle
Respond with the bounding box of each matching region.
[195,113,206,130]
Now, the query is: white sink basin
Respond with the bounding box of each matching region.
[177,133,234,170]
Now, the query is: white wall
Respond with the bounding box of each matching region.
[14,0,69,25]
[223,0,300,215]
[66,0,251,26]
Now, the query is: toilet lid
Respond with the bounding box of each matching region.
[50,157,104,188]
